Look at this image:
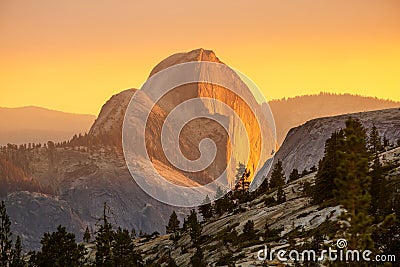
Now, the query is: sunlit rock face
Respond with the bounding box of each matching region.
[89,88,137,145]
[91,48,274,188]
[146,49,273,187]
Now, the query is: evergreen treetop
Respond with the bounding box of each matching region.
[166,211,180,234]
[313,130,343,204]
[31,225,86,267]
[269,159,285,189]
[0,201,12,265]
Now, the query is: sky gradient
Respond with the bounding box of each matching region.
[1,0,399,115]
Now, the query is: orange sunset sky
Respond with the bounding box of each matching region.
[1,0,399,115]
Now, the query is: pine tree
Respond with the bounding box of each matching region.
[0,200,12,265]
[215,186,224,200]
[214,189,233,216]
[199,195,213,221]
[288,169,300,182]
[213,198,224,217]
[167,256,178,267]
[190,246,205,267]
[300,169,309,177]
[10,236,24,267]
[166,211,180,234]
[310,228,323,253]
[112,227,142,266]
[371,214,400,261]
[0,201,24,267]
[95,203,114,266]
[276,186,286,204]
[187,210,202,244]
[382,136,390,148]
[184,210,205,266]
[257,175,269,194]
[83,226,91,243]
[32,225,86,267]
[310,165,317,172]
[242,220,256,241]
[269,160,285,189]
[234,162,250,194]
[302,181,314,198]
[367,124,387,220]
[368,124,383,155]
[334,117,372,250]
[313,130,344,204]
[131,228,136,239]
[214,187,224,216]
[234,162,246,187]
[369,153,386,220]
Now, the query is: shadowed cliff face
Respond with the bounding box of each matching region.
[2,145,182,251]
[256,108,400,180]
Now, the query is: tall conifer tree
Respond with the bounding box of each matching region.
[334,117,372,250]
[269,160,285,189]
[313,130,344,204]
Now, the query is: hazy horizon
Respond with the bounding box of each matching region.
[2,91,399,116]
[1,92,399,146]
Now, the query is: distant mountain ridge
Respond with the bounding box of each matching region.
[0,106,95,146]
[2,92,398,147]
[269,92,400,144]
